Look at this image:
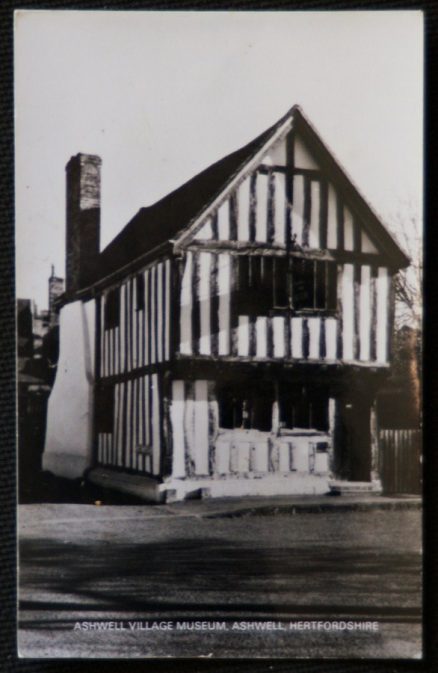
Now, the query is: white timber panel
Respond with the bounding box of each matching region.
[216,437,230,474]
[218,253,231,355]
[156,262,164,363]
[294,134,319,169]
[126,379,132,469]
[342,264,354,360]
[325,317,338,360]
[263,136,287,165]
[114,382,121,467]
[359,265,371,361]
[151,373,161,475]
[327,182,337,249]
[308,317,320,359]
[344,207,354,251]
[237,177,251,241]
[238,315,250,357]
[132,378,138,470]
[376,267,389,363]
[132,277,138,369]
[252,441,269,472]
[144,271,150,365]
[217,200,229,240]
[194,380,210,475]
[144,375,151,470]
[273,316,285,358]
[124,282,131,372]
[361,230,378,254]
[180,252,193,355]
[150,266,156,364]
[309,180,320,249]
[194,217,213,240]
[291,317,303,358]
[184,383,195,473]
[255,173,269,242]
[255,316,267,358]
[273,172,286,244]
[165,259,171,361]
[199,252,212,355]
[292,174,305,245]
[171,381,186,478]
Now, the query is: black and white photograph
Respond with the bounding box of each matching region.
[15,10,423,659]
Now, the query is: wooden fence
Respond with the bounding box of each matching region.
[379,429,422,495]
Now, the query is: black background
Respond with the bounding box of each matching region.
[1,1,436,671]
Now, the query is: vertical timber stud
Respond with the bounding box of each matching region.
[302,318,310,360]
[336,194,344,251]
[207,381,218,476]
[319,180,328,250]
[230,255,239,357]
[387,273,395,362]
[353,263,361,361]
[370,265,378,361]
[171,257,181,357]
[267,170,275,244]
[302,176,311,247]
[370,399,380,484]
[249,174,257,242]
[336,264,343,360]
[160,372,172,477]
[328,397,336,476]
[229,192,238,241]
[210,253,219,357]
[353,216,361,253]
[191,252,200,355]
[211,211,218,240]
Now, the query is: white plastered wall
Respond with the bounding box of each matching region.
[42,299,96,478]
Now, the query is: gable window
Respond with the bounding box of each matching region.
[104,288,120,330]
[236,256,337,315]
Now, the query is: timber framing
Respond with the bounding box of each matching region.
[44,103,408,500]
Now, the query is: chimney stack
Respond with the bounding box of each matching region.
[66,153,101,294]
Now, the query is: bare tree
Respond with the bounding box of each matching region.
[388,206,422,331]
[387,203,422,419]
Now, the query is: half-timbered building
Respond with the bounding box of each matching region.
[43,105,409,501]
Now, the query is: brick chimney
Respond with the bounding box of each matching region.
[66,153,101,294]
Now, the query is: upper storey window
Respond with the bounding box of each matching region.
[236,256,337,316]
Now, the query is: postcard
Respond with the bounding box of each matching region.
[16,9,423,658]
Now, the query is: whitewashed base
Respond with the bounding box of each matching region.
[160,473,330,502]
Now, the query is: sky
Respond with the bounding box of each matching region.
[15,10,423,311]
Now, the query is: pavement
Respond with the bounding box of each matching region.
[19,491,422,524]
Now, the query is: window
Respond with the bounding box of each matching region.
[218,383,274,432]
[95,383,114,433]
[293,259,337,311]
[237,256,273,314]
[278,384,328,432]
[235,256,337,315]
[104,288,120,330]
[136,273,145,311]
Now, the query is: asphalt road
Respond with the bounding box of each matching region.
[18,504,422,659]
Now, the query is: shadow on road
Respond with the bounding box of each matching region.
[19,534,422,631]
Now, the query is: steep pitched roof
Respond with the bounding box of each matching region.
[97,110,292,280]
[96,105,409,283]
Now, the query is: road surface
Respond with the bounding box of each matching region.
[18,504,422,658]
